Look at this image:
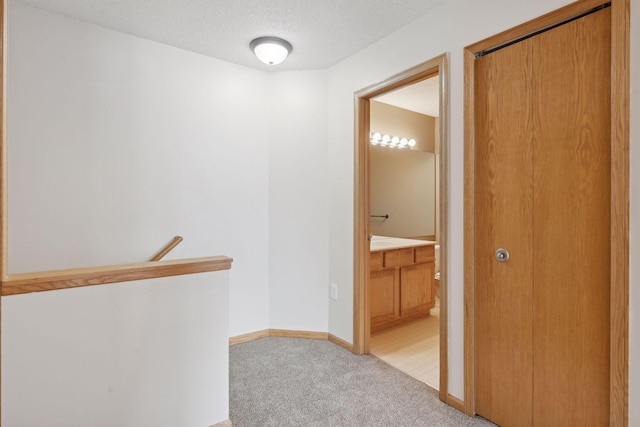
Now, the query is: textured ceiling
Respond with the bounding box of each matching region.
[14,0,445,71]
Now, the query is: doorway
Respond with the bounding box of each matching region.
[354,54,450,402]
[464,1,629,425]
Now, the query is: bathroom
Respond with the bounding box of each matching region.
[368,75,441,389]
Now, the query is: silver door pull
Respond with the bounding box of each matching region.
[495,248,510,262]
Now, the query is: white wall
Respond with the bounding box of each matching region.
[268,71,329,332]
[6,6,335,423]
[5,3,267,425]
[7,1,269,337]
[327,0,640,404]
[2,272,230,427]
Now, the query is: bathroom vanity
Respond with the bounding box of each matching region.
[369,236,437,332]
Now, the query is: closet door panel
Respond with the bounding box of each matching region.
[532,8,611,426]
[474,38,534,427]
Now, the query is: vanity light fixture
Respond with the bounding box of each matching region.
[250,36,293,65]
[370,132,416,149]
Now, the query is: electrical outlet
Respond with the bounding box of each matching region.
[330,283,338,300]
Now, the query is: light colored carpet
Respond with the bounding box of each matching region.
[230,337,495,426]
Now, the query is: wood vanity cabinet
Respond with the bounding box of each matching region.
[370,244,435,332]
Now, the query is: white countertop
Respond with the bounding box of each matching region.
[370,235,437,252]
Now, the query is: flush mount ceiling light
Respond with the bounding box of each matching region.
[250,36,293,65]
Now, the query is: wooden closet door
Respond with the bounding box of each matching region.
[532,8,611,425]
[474,39,534,427]
[474,7,611,427]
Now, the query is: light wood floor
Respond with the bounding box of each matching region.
[369,302,440,389]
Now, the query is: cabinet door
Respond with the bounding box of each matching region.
[370,269,399,326]
[400,262,434,317]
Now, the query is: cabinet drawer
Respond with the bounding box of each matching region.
[370,251,384,270]
[415,245,435,263]
[384,248,415,268]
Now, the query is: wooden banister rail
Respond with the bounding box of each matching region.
[149,235,183,261]
[1,256,232,296]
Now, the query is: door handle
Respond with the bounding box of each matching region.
[495,248,510,263]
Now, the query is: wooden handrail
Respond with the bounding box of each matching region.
[1,256,232,296]
[149,235,183,261]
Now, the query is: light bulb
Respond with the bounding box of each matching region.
[408,138,417,147]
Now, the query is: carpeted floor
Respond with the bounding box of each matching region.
[230,337,496,427]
